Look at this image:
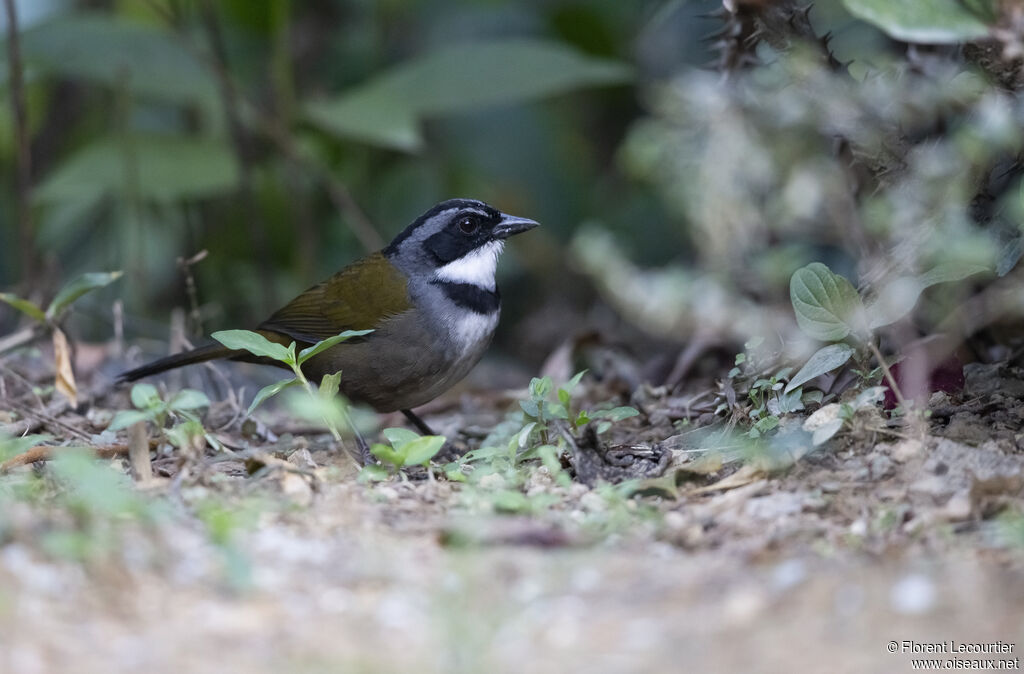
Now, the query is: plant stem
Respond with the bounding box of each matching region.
[867,339,924,435]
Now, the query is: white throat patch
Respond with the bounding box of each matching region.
[434,240,504,290]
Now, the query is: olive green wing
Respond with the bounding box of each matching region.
[258,252,411,344]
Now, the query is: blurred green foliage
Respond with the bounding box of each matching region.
[2,0,1024,369]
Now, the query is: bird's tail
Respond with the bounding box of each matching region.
[117,343,236,383]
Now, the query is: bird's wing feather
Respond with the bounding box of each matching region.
[258,252,411,343]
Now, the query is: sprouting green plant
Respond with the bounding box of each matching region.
[802,386,888,446]
[108,382,218,451]
[785,261,990,405]
[0,270,123,328]
[1,271,123,404]
[519,371,639,442]
[109,383,209,431]
[210,329,371,442]
[359,428,446,481]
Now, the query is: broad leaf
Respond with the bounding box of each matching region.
[319,371,342,399]
[47,271,123,318]
[20,12,218,107]
[212,330,293,364]
[842,0,991,44]
[0,293,46,322]
[382,427,420,447]
[248,378,301,415]
[297,330,373,365]
[918,261,990,287]
[590,406,641,422]
[108,409,152,432]
[170,389,211,411]
[401,435,446,466]
[129,383,160,409]
[785,343,856,393]
[802,404,844,446]
[790,263,866,341]
[305,39,632,151]
[867,261,990,329]
[36,135,239,204]
[370,443,404,468]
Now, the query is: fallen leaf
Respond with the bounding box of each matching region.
[52,328,77,407]
[691,464,766,494]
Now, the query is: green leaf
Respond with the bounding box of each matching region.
[842,0,991,44]
[590,406,641,422]
[46,271,123,319]
[305,39,632,151]
[918,261,990,287]
[0,293,46,322]
[129,383,160,410]
[401,435,446,466]
[867,262,990,330]
[382,427,420,448]
[752,416,780,434]
[169,389,210,411]
[529,376,553,400]
[519,399,540,418]
[490,490,531,513]
[212,330,293,364]
[811,419,844,446]
[358,464,390,483]
[319,372,342,399]
[370,443,405,468]
[107,409,152,431]
[853,386,888,408]
[785,343,856,393]
[0,433,52,462]
[248,378,301,415]
[36,135,239,205]
[790,263,867,341]
[297,330,374,365]
[20,12,218,107]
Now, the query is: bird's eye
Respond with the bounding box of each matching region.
[457,215,480,234]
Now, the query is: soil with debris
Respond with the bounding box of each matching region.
[1,348,1023,674]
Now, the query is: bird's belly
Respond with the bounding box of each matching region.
[303,310,497,412]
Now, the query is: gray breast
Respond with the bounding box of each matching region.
[303,283,499,412]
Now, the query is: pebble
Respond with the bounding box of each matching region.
[889,573,937,615]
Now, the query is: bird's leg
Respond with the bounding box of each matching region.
[401,409,436,435]
[352,426,376,466]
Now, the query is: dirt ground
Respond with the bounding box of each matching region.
[1,351,1023,674]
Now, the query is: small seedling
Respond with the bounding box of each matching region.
[359,428,446,481]
[0,271,122,404]
[211,329,371,443]
[108,383,218,451]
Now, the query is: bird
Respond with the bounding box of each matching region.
[118,198,538,459]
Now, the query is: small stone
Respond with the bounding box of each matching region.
[664,510,687,530]
[889,574,936,615]
[941,490,973,521]
[286,448,317,471]
[869,454,895,480]
[909,476,953,500]
[477,473,506,491]
[891,439,924,463]
[280,472,313,507]
[849,518,868,536]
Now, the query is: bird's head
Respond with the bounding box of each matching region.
[384,199,538,290]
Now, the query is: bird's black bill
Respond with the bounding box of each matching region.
[492,214,539,239]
